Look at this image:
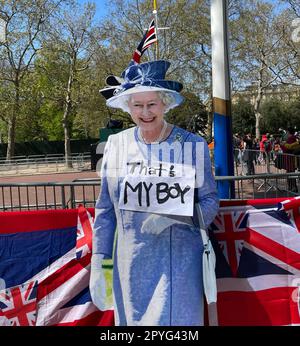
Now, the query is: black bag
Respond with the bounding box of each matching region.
[263,140,270,152]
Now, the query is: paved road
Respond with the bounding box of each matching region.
[0,170,101,211]
[0,170,99,184]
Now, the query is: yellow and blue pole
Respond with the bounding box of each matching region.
[211,0,234,198]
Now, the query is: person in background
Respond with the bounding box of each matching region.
[233,133,242,165]
[253,138,260,165]
[281,127,298,192]
[260,134,272,165]
[279,128,287,142]
[243,133,255,175]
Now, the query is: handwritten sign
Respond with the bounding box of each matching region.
[119,161,195,216]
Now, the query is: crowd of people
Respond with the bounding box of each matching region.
[232,128,300,192]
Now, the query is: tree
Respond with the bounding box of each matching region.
[166,92,208,138]
[230,0,295,139]
[231,98,255,136]
[15,71,47,141]
[0,0,63,160]
[40,1,96,167]
[72,42,127,139]
[259,98,287,135]
[282,0,300,16]
[1,0,299,150]
[285,99,300,131]
[276,1,300,84]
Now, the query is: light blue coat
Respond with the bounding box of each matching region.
[93,126,219,326]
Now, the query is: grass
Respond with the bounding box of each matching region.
[103,259,113,307]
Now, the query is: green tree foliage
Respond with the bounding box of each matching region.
[166,92,208,137]
[229,0,298,139]
[0,0,299,157]
[259,98,288,134]
[100,0,211,99]
[0,0,64,159]
[232,96,300,136]
[285,99,300,131]
[232,98,256,135]
[36,1,97,166]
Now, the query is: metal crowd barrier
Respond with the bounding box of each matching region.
[0,153,91,173]
[216,172,300,199]
[0,172,299,211]
[233,149,300,176]
[0,181,100,211]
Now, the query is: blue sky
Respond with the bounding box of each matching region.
[77,0,291,19]
[76,0,292,23]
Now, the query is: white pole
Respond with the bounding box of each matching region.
[211,0,234,198]
[211,0,231,101]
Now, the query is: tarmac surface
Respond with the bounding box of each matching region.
[0,170,99,184]
[0,167,101,210]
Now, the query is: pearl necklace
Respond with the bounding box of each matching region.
[138,120,168,144]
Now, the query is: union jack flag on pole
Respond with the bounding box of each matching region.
[132,19,157,63]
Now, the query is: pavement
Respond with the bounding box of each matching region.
[0,161,94,177]
[0,167,99,184]
[0,168,101,211]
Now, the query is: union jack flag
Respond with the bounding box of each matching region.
[278,196,300,230]
[132,19,157,63]
[0,281,38,326]
[0,208,114,326]
[4,199,300,326]
[210,207,250,276]
[76,206,93,259]
[208,199,300,326]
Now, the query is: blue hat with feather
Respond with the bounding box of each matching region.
[99,60,184,112]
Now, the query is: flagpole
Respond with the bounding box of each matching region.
[153,0,159,59]
[211,0,235,198]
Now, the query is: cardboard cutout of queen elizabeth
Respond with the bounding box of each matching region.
[90,57,219,326]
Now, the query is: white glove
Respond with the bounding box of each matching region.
[0,277,5,291]
[141,214,194,235]
[89,253,108,311]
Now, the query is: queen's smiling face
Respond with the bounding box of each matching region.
[128,91,166,135]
